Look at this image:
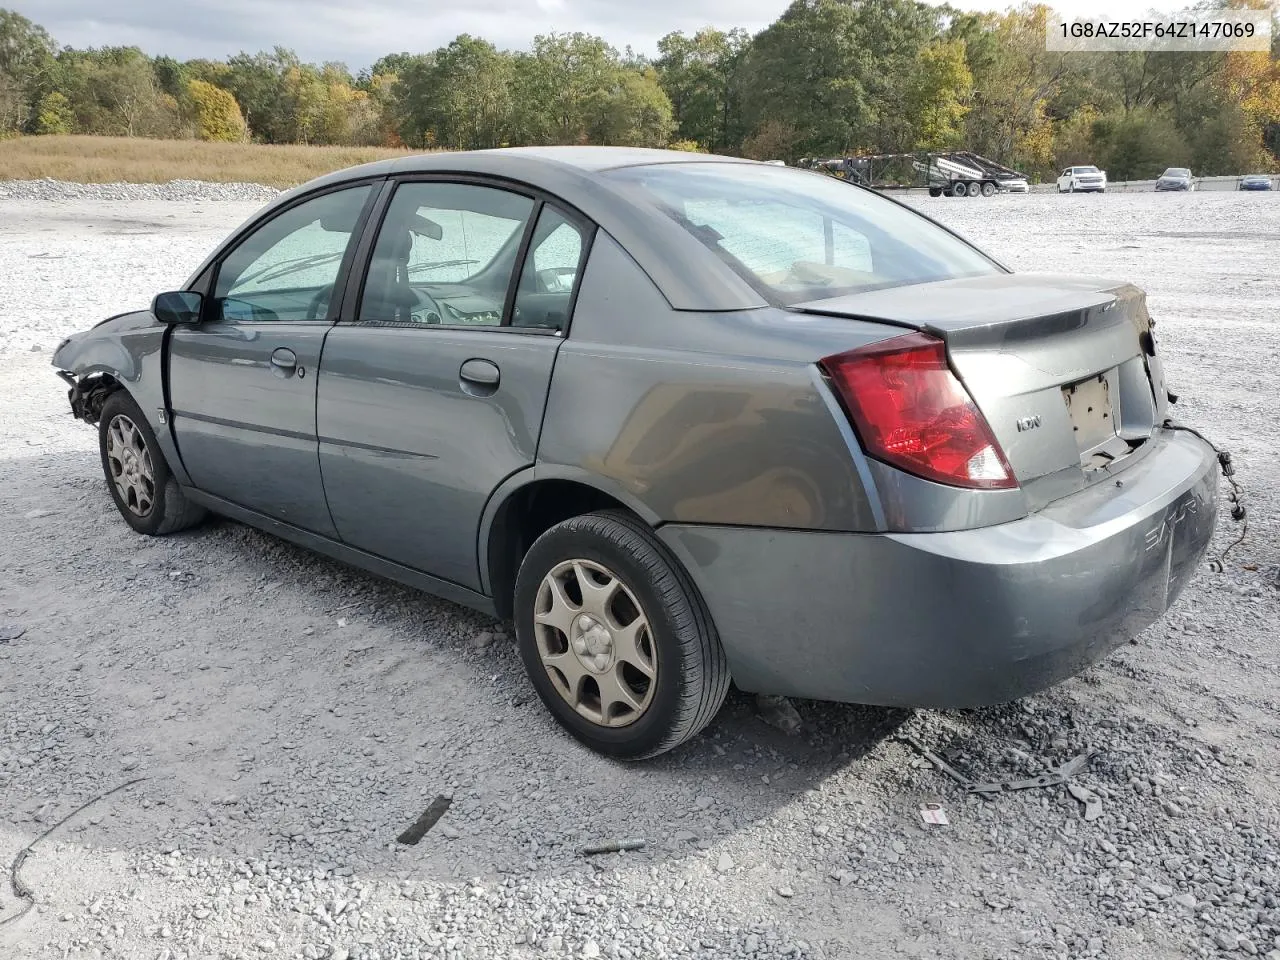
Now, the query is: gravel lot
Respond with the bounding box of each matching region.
[1,181,1278,960]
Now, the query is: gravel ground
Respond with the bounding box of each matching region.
[1,181,1278,960]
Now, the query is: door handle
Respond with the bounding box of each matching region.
[459,358,500,388]
[269,347,298,379]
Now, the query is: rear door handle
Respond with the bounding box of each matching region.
[459,358,500,387]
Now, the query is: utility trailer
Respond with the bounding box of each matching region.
[799,151,1030,197]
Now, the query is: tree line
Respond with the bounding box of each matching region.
[1,2,1277,181]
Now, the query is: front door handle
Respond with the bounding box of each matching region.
[459,358,500,388]
[269,347,298,379]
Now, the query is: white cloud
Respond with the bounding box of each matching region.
[15,0,1229,68]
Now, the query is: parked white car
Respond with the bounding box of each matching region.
[1057,165,1107,193]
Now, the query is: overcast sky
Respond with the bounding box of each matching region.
[19,0,1199,68]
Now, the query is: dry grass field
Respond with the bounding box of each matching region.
[0,135,415,188]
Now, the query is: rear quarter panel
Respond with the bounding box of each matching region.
[538,233,892,532]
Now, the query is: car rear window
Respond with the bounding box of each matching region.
[604,162,1001,306]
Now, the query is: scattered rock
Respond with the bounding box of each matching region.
[716,852,734,873]
[754,694,802,735]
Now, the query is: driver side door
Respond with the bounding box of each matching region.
[169,183,376,535]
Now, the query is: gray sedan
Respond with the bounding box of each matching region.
[52,147,1218,758]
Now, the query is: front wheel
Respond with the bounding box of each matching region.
[99,391,206,536]
[513,511,731,759]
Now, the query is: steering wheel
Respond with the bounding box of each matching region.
[411,288,445,324]
[306,287,332,321]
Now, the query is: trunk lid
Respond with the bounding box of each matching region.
[794,273,1170,505]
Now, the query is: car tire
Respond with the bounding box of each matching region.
[513,510,731,760]
[99,391,206,536]
[1069,183,1076,193]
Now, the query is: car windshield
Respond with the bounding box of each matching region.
[605,162,1000,305]
[1163,169,1190,177]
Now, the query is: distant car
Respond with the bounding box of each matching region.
[1003,177,1030,194]
[1155,168,1194,192]
[51,147,1218,759]
[1057,165,1107,193]
[1238,174,1273,191]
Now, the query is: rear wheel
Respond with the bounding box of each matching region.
[947,182,965,197]
[928,187,943,198]
[513,510,731,759]
[981,181,997,197]
[966,181,981,197]
[99,392,205,536]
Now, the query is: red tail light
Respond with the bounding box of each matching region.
[820,333,1017,490]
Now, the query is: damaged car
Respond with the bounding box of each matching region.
[54,147,1219,758]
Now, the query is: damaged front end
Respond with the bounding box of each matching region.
[56,370,118,425]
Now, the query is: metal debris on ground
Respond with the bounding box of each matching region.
[579,839,646,856]
[919,802,950,825]
[900,736,1098,811]
[0,624,25,643]
[968,752,1094,797]
[396,795,453,846]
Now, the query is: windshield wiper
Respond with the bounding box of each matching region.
[407,259,479,275]
[237,251,345,288]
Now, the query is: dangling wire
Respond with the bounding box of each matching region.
[1162,421,1247,573]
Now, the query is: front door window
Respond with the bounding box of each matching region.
[214,185,372,323]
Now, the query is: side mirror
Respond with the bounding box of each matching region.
[153,290,204,324]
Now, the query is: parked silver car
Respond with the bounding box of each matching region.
[52,147,1218,758]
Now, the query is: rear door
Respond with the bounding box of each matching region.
[316,179,592,590]
[169,183,376,534]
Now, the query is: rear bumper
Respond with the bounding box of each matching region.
[659,428,1218,708]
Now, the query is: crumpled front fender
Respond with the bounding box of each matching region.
[49,310,190,485]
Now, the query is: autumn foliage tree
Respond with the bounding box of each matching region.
[1,2,1276,178]
[187,79,246,141]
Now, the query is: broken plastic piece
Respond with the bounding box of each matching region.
[920,803,950,825]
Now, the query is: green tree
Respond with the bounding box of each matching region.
[739,0,872,160]
[33,89,73,133]
[1092,108,1190,180]
[962,4,1071,171]
[513,33,619,145]
[906,39,972,150]
[586,67,675,146]
[0,8,56,131]
[655,28,750,152]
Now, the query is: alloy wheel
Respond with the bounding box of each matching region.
[105,414,156,518]
[533,558,657,728]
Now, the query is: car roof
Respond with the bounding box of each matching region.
[310,146,758,185]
